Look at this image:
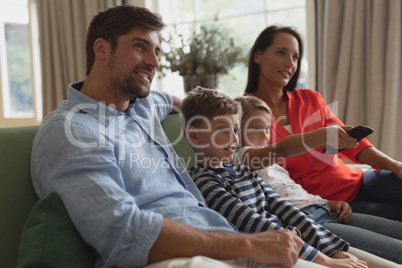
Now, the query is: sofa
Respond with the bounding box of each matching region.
[0,113,370,267]
[0,113,194,268]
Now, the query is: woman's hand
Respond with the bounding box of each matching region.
[326,125,359,150]
[389,161,402,180]
[327,201,352,224]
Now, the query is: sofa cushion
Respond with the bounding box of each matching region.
[17,192,95,268]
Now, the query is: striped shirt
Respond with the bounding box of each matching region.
[191,162,349,261]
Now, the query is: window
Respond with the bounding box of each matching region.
[146,0,314,98]
[0,0,41,127]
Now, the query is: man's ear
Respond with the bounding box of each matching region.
[253,49,262,64]
[93,38,108,60]
[186,125,200,145]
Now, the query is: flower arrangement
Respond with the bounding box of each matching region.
[159,24,245,78]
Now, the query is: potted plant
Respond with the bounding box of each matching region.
[159,24,245,92]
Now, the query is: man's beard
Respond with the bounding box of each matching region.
[112,72,151,100]
[108,59,152,100]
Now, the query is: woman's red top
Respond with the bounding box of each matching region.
[252,89,373,202]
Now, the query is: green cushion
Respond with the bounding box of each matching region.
[161,113,195,169]
[17,192,95,268]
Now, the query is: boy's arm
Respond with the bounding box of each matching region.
[260,184,349,257]
[242,125,358,170]
[193,173,286,234]
[191,171,320,261]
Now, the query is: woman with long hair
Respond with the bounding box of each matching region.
[244,25,402,221]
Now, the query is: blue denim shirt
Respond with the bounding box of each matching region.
[31,81,235,268]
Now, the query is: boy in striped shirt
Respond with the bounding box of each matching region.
[181,87,367,268]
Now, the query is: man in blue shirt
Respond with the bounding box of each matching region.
[31,5,329,268]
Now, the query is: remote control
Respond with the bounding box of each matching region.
[322,125,374,154]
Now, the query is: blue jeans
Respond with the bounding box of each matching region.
[301,204,402,264]
[350,169,402,221]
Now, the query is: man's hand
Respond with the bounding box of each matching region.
[148,219,303,267]
[244,229,304,268]
[327,201,352,223]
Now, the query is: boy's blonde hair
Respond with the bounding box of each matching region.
[234,96,272,127]
[182,87,241,128]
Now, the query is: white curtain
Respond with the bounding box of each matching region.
[316,0,402,159]
[29,0,123,117]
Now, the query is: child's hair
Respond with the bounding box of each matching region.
[182,86,241,128]
[234,96,272,128]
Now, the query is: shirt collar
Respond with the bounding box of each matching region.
[68,81,126,127]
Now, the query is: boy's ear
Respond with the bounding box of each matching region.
[186,125,200,145]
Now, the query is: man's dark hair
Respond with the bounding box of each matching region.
[85,5,166,75]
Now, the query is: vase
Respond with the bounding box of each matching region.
[182,74,218,93]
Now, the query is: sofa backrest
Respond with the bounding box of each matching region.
[0,125,40,268]
[0,113,194,268]
[161,113,195,169]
